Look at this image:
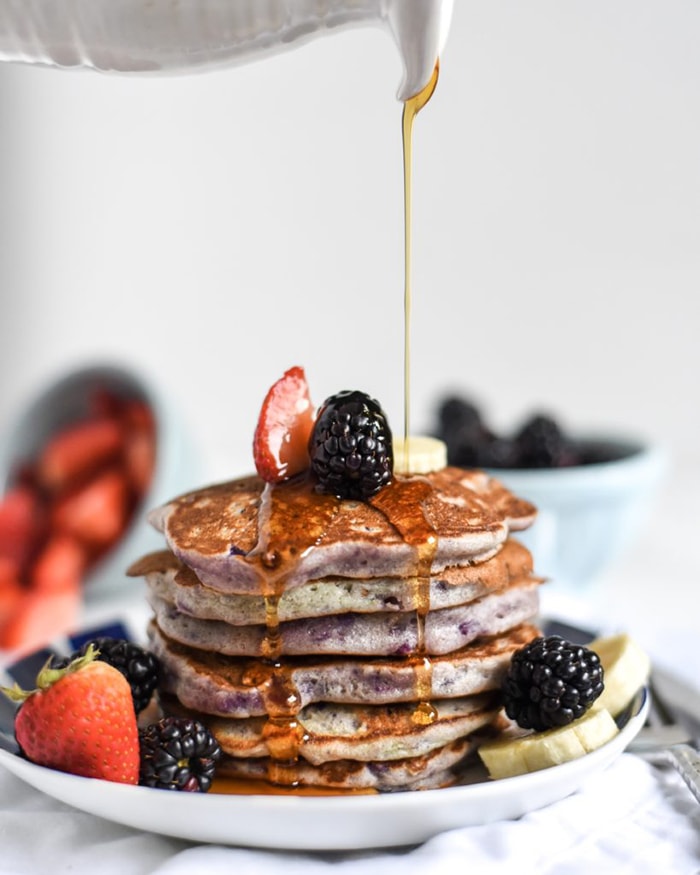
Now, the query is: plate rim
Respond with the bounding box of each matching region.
[0,687,649,850]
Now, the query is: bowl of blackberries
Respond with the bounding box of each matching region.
[433,395,667,589]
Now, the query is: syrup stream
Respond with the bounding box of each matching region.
[401,62,440,471]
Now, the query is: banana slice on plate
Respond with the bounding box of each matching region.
[393,436,447,475]
[589,633,651,718]
[478,708,619,779]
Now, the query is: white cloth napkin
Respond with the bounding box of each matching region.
[0,754,698,875]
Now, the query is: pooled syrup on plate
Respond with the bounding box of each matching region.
[222,66,441,794]
[210,776,377,796]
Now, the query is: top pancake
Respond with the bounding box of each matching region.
[147,467,536,595]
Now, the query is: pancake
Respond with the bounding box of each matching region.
[149,621,540,717]
[148,578,540,658]
[147,468,536,594]
[216,737,476,791]
[161,693,500,765]
[136,538,536,625]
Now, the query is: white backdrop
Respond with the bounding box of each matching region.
[1,0,698,486]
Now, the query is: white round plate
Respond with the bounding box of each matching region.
[0,690,647,851]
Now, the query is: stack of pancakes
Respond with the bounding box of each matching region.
[129,466,542,792]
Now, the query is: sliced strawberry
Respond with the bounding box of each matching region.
[51,469,128,549]
[121,399,155,434]
[0,556,17,587]
[123,428,156,497]
[120,400,156,496]
[0,485,45,574]
[37,418,124,492]
[253,366,315,483]
[30,534,86,593]
[0,560,25,626]
[0,587,81,654]
[89,387,125,420]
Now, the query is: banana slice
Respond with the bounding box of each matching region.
[589,633,651,718]
[393,436,447,475]
[478,708,619,779]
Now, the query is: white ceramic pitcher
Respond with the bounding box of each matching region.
[0,0,454,100]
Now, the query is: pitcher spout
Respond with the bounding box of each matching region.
[384,0,454,100]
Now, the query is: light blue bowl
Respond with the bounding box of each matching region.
[0,363,198,600]
[487,438,668,590]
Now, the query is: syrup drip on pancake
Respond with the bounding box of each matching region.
[244,478,338,786]
[370,478,438,726]
[243,473,441,785]
[252,478,340,660]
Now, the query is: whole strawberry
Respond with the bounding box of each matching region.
[1,644,139,784]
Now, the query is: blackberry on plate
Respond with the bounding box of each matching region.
[139,716,221,792]
[309,390,393,500]
[503,635,604,731]
[55,637,160,714]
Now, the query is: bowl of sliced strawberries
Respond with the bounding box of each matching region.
[0,363,193,655]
